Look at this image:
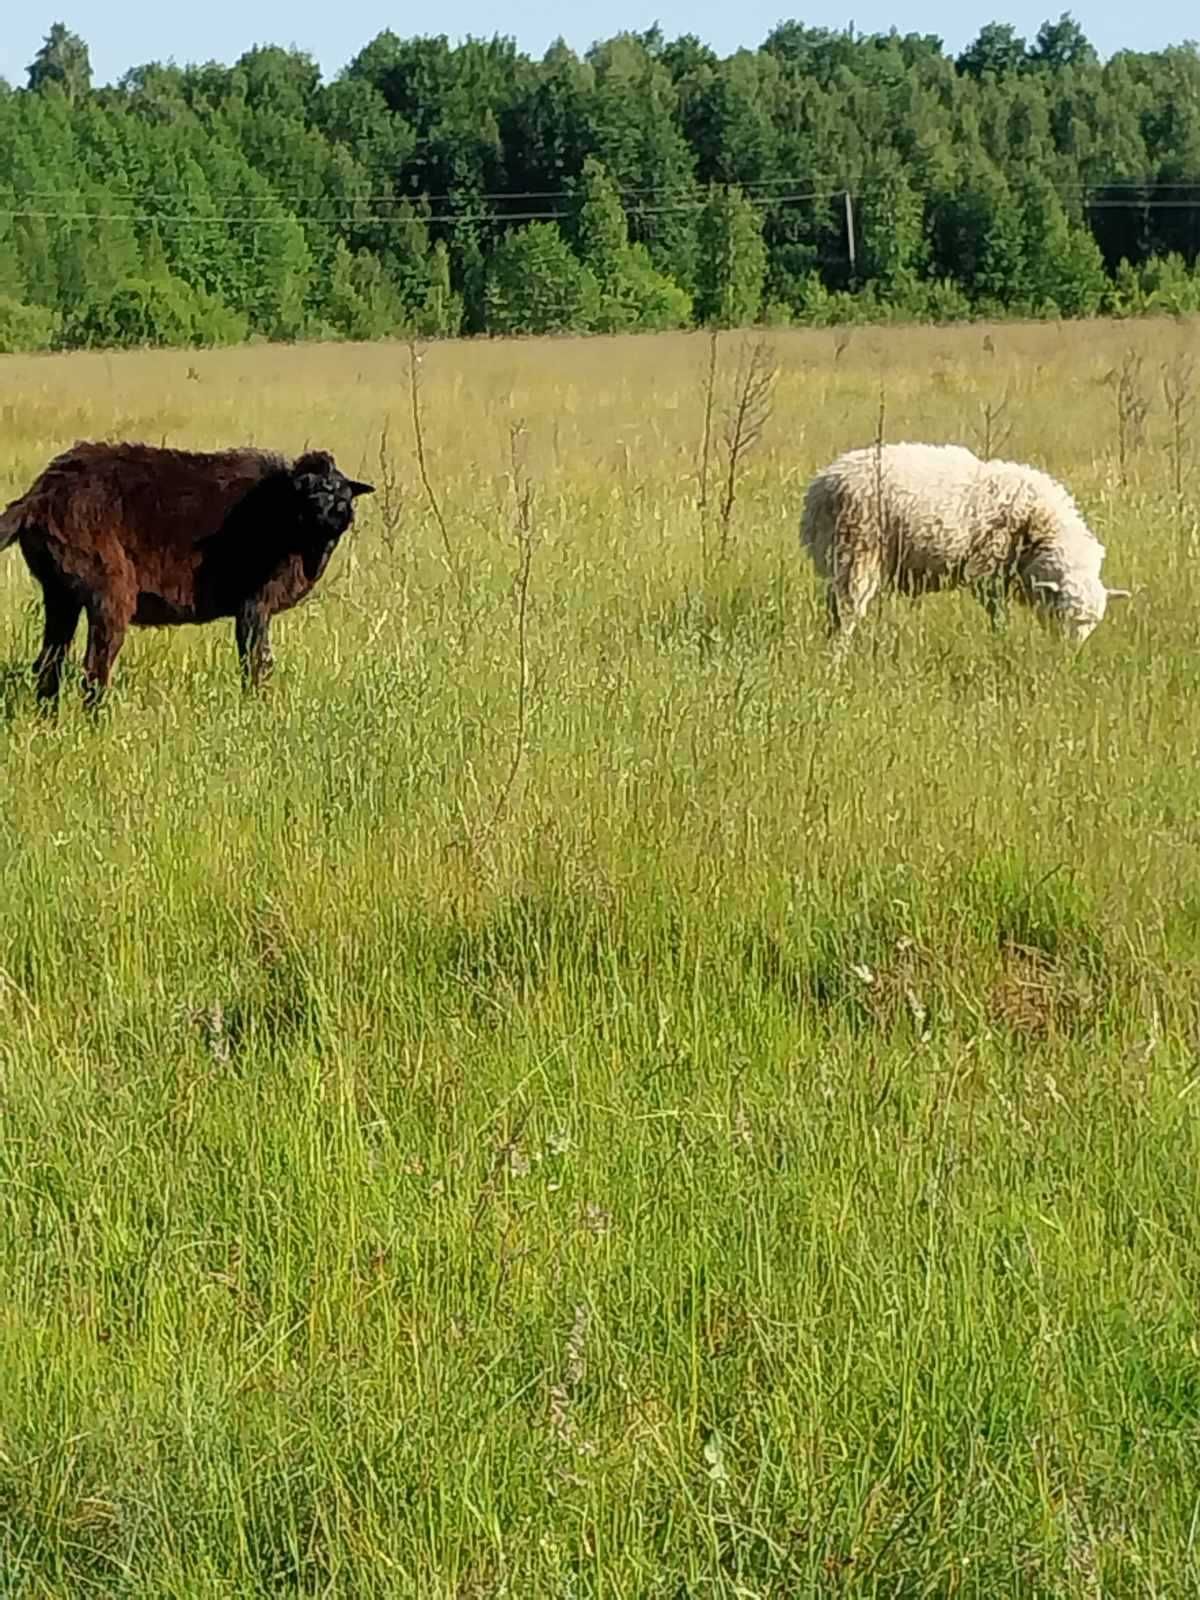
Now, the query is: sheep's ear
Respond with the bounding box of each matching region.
[1106,587,1132,601]
[1031,578,1061,595]
[292,450,336,479]
[347,479,375,498]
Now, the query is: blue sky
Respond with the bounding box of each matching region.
[1,1,1193,87]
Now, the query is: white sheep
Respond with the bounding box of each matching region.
[799,441,1130,645]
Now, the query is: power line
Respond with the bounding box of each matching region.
[0,190,843,227]
[4,181,832,203]
[2,175,856,206]
[7,176,1200,207]
[4,192,1200,230]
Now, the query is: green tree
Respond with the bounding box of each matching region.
[661,33,718,83]
[1030,13,1097,70]
[684,51,780,187]
[321,241,409,340]
[929,158,1011,295]
[617,244,693,329]
[573,155,628,286]
[762,22,862,83]
[694,184,767,325]
[571,158,691,330]
[27,23,91,101]
[957,23,1027,79]
[1053,224,1109,315]
[1013,172,1107,313]
[65,273,246,348]
[485,223,601,334]
[8,16,1200,344]
[976,195,1028,308]
[235,46,320,119]
[587,35,698,277]
[857,153,929,291]
[0,296,59,351]
[502,42,595,197]
[417,240,464,337]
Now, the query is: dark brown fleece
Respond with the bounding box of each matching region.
[0,440,374,705]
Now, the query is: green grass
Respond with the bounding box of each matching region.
[2,321,1200,1594]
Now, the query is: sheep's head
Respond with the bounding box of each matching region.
[1028,571,1131,642]
[290,451,374,578]
[997,471,1131,643]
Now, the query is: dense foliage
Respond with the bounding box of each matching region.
[5,17,1200,348]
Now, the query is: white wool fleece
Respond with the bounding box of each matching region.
[981,458,1111,638]
[800,441,1126,642]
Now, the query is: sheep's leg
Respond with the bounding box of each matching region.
[235,601,274,690]
[975,577,1008,633]
[82,593,132,711]
[827,585,857,664]
[33,581,82,705]
[829,554,880,655]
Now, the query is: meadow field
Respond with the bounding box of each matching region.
[3,317,1200,1596]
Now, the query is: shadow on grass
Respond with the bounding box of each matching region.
[186,859,1128,1066]
[739,855,1119,1044]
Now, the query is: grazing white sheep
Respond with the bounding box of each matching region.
[799,441,1130,646]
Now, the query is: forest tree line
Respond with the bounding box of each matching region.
[5,16,1200,351]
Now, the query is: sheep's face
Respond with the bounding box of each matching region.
[290,452,375,579]
[1029,570,1128,643]
[1015,497,1131,643]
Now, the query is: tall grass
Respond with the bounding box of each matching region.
[2,319,1200,1594]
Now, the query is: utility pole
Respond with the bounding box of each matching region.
[844,188,857,282]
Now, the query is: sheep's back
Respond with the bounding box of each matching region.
[802,442,984,576]
[13,442,289,561]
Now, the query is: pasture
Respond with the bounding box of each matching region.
[2,318,1200,1595]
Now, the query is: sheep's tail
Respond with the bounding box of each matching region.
[0,491,35,551]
